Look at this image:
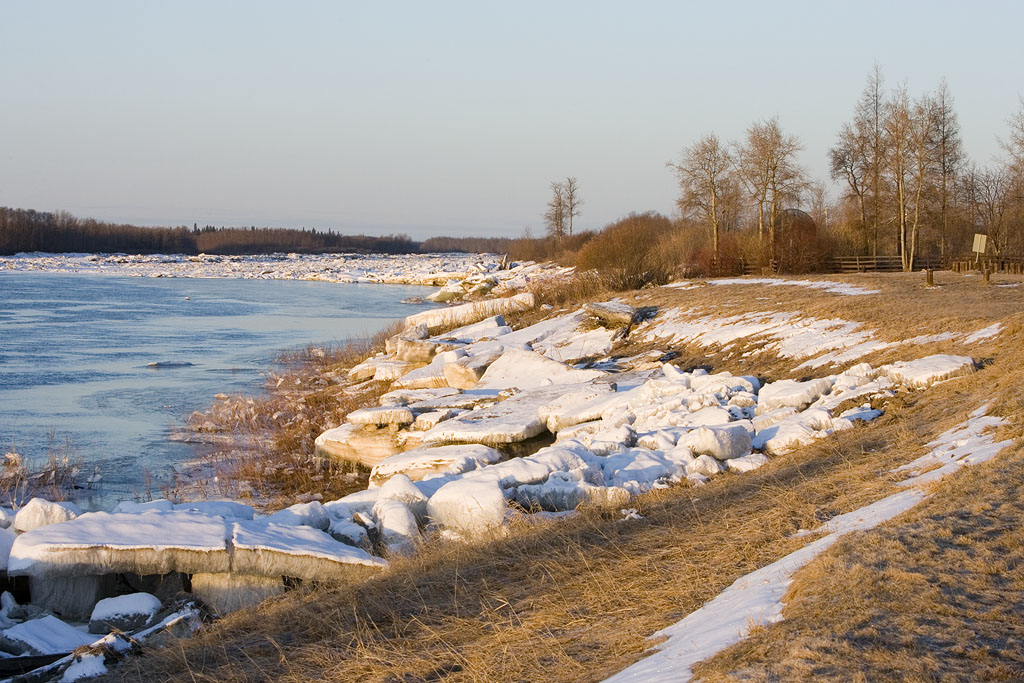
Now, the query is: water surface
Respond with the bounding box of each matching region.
[0,272,434,507]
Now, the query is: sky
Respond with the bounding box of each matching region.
[1,1,1022,239]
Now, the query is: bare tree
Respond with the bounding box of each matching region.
[932,79,964,257]
[856,65,888,256]
[829,122,871,251]
[964,164,1013,255]
[670,133,733,266]
[737,117,805,264]
[885,87,939,271]
[543,181,567,241]
[563,177,582,237]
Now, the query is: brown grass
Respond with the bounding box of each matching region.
[175,323,403,508]
[109,272,1024,681]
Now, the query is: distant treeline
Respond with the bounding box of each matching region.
[0,208,420,256]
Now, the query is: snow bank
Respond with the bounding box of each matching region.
[883,354,975,388]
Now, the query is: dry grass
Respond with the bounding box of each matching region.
[175,323,403,507]
[109,272,1024,681]
[114,370,1009,682]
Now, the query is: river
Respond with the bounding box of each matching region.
[0,271,435,509]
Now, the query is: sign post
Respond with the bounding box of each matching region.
[972,233,988,267]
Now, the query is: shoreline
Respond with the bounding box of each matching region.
[1,269,1019,681]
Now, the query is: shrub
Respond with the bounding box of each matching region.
[576,212,676,290]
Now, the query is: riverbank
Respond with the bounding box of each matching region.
[3,268,1023,680]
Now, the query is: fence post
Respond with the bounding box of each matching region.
[983,268,991,284]
[926,269,933,287]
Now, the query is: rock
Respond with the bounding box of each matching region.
[88,592,162,634]
[584,301,636,327]
[13,498,80,533]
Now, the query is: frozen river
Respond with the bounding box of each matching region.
[0,271,435,507]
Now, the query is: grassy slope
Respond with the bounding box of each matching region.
[113,271,1024,682]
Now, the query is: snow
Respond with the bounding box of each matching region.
[706,277,881,296]
[112,499,174,513]
[681,424,753,461]
[884,354,975,388]
[419,386,566,446]
[427,478,509,535]
[0,251,519,286]
[90,592,161,622]
[475,348,604,390]
[606,407,1012,683]
[262,501,329,529]
[964,323,1003,343]
[2,615,96,654]
[173,500,254,520]
[756,378,834,414]
[9,510,232,577]
[61,653,108,682]
[369,444,504,486]
[13,498,80,533]
[404,293,536,332]
[231,520,387,580]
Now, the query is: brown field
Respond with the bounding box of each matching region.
[112,272,1024,682]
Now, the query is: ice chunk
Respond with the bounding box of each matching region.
[372,499,421,555]
[427,478,509,535]
[369,444,503,487]
[688,454,725,477]
[682,424,753,461]
[600,450,683,489]
[419,387,566,446]
[231,521,386,581]
[173,500,255,520]
[262,501,329,530]
[376,474,429,520]
[89,592,162,634]
[725,453,771,474]
[404,293,536,332]
[475,348,604,390]
[113,499,174,514]
[13,498,80,533]
[347,406,415,426]
[756,378,833,415]
[9,511,232,578]
[2,614,96,655]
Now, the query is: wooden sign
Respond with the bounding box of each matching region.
[972,233,988,254]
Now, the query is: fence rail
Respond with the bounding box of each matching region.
[709,253,1024,276]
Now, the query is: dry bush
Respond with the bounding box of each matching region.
[576,212,676,290]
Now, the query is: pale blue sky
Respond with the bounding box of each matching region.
[1,1,1021,238]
